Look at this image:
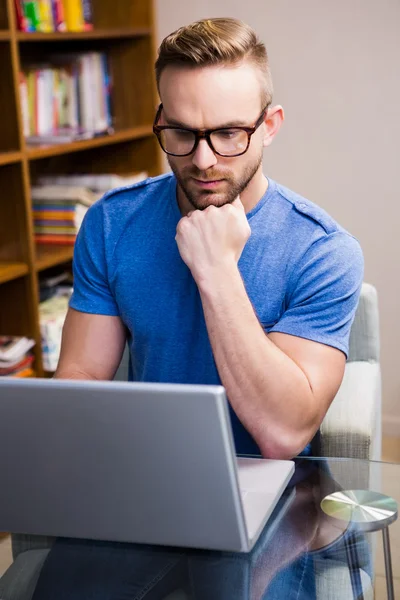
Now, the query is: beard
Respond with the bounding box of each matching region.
[168,151,263,211]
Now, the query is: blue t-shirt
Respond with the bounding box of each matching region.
[70,173,363,455]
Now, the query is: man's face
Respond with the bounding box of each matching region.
[158,63,266,210]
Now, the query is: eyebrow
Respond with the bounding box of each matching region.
[164,114,250,129]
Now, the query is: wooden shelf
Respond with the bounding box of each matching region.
[0,262,29,284]
[17,28,151,42]
[0,151,22,166]
[0,0,161,378]
[35,245,74,272]
[26,125,154,160]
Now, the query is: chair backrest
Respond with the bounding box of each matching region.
[347,283,380,363]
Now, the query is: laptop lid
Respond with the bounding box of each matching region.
[0,378,249,552]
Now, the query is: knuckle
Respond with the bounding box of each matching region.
[177,218,189,232]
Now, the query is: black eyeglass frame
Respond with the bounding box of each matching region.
[152,103,270,158]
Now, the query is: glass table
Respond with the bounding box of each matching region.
[2,457,399,600]
[161,457,399,600]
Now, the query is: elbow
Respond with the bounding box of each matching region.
[256,429,314,460]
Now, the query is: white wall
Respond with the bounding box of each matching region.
[155,0,400,434]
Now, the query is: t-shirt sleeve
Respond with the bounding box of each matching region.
[269,231,364,356]
[69,201,120,316]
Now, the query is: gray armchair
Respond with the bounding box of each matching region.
[0,283,381,600]
[320,282,381,462]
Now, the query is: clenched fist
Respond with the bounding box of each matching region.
[175,197,251,285]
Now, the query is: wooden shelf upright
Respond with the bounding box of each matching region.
[0,0,161,376]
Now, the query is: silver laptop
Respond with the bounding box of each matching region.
[0,378,294,552]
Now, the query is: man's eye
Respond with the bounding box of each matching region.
[173,129,194,140]
[214,129,240,139]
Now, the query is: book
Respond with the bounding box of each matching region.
[14,0,28,31]
[22,1,41,31]
[81,0,93,30]
[35,225,77,234]
[37,0,54,32]
[35,235,76,245]
[0,336,35,363]
[26,129,94,144]
[51,0,66,31]
[37,172,148,192]
[0,354,34,375]
[19,72,30,137]
[31,184,100,206]
[63,0,84,31]
[13,367,35,378]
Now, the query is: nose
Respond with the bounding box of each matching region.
[191,139,218,171]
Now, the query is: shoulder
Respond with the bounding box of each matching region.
[264,178,363,282]
[82,172,174,231]
[90,173,173,218]
[271,179,344,236]
[268,179,362,258]
[101,172,174,203]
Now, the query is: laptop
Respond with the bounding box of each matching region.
[0,378,294,552]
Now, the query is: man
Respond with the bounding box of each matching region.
[32,17,363,599]
[55,18,362,459]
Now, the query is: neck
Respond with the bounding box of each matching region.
[239,169,268,213]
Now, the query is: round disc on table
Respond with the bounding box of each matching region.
[321,490,398,532]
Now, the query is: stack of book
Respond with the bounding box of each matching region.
[32,172,148,245]
[32,185,99,245]
[20,51,112,145]
[0,336,35,378]
[15,0,93,33]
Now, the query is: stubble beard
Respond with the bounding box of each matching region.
[168,152,263,211]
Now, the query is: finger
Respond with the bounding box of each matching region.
[186,211,194,218]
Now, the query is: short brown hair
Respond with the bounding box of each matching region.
[155,18,273,107]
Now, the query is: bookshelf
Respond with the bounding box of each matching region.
[0,0,162,376]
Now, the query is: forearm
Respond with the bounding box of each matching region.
[198,264,319,458]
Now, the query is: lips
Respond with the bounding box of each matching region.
[192,178,224,188]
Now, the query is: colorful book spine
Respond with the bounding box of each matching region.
[35,226,77,234]
[81,0,93,30]
[13,367,35,378]
[37,0,54,31]
[51,0,66,31]
[35,235,76,244]
[63,0,84,31]
[102,53,113,130]
[27,70,37,135]
[14,0,28,31]
[19,72,30,137]
[22,1,41,31]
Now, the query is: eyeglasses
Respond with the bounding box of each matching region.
[153,104,269,158]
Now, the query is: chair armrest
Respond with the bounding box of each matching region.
[0,549,49,600]
[11,534,55,561]
[320,361,381,461]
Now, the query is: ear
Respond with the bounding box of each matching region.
[262,105,284,148]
